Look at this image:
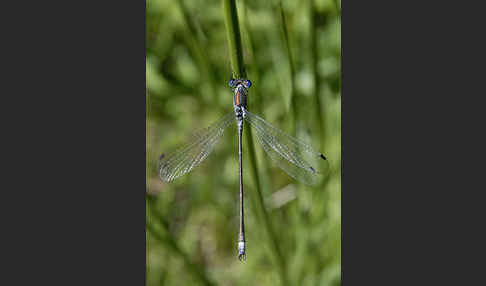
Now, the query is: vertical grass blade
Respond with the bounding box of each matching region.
[240,0,273,189]
[246,130,289,286]
[277,0,298,136]
[222,0,245,78]
[310,0,326,149]
[176,0,219,105]
[222,0,289,285]
[240,0,260,110]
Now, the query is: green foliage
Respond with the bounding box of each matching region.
[147,0,341,285]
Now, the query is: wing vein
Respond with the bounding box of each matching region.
[160,113,235,182]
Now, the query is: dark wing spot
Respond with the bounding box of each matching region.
[159,154,165,160]
[309,166,316,173]
[320,154,327,160]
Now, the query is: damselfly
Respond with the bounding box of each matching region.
[159,78,328,261]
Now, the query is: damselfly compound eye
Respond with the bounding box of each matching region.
[229,79,235,87]
[243,79,252,88]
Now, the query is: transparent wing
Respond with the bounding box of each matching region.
[243,109,328,186]
[159,112,235,182]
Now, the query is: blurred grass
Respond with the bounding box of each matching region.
[146,0,341,285]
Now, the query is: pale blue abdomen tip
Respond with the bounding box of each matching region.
[238,241,246,261]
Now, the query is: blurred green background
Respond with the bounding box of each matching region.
[146,0,340,285]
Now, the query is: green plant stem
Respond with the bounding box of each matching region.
[222,0,245,78]
[278,1,298,136]
[334,0,341,15]
[222,1,288,285]
[176,0,219,105]
[310,0,326,149]
[246,131,289,286]
[240,0,260,110]
[240,0,272,189]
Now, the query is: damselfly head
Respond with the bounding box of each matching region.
[229,78,252,90]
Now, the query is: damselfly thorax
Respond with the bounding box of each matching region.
[233,85,247,108]
[231,79,250,124]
